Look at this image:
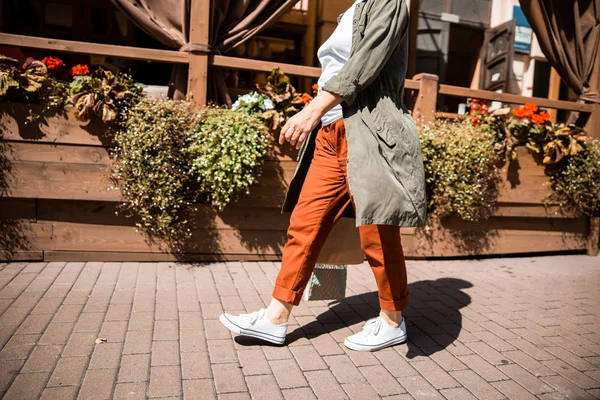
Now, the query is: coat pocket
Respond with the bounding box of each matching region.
[361,107,398,148]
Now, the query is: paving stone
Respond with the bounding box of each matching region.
[246,374,283,399]
[208,339,237,364]
[153,319,179,341]
[281,387,316,400]
[118,354,150,383]
[74,313,105,333]
[450,369,505,400]
[89,342,123,369]
[61,332,97,357]
[15,313,53,335]
[456,354,507,382]
[211,363,247,394]
[440,387,479,400]
[359,365,406,396]
[541,374,597,400]
[39,322,75,345]
[183,379,215,399]
[79,368,118,400]
[323,354,365,383]
[491,380,538,400]
[180,329,207,352]
[47,356,89,387]
[0,359,24,392]
[149,365,182,397]
[3,372,50,400]
[542,359,599,390]
[0,334,39,360]
[181,351,212,379]
[123,330,152,354]
[304,370,347,399]
[410,359,459,390]
[151,340,180,366]
[237,348,271,376]
[113,382,147,400]
[497,363,554,394]
[290,345,327,371]
[270,358,308,389]
[341,381,380,400]
[40,386,79,400]
[21,344,62,372]
[398,375,445,399]
[53,304,85,323]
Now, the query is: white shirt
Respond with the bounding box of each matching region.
[317,0,362,126]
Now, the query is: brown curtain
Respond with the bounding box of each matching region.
[520,0,600,122]
[110,0,298,103]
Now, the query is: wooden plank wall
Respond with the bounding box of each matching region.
[0,104,592,261]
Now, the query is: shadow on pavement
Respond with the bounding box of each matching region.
[235,277,473,357]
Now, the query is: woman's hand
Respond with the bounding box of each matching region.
[278,90,344,149]
[279,107,321,149]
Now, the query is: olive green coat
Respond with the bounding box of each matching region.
[283,0,427,229]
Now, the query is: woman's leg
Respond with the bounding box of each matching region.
[358,224,410,326]
[270,120,352,322]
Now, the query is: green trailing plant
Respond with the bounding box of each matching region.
[420,119,504,222]
[547,139,600,216]
[187,107,270,209]
[112,99,270,245]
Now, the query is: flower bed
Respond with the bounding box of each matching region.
[1,56,598,260]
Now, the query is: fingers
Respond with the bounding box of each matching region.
[295,133,308,149]
[279,122,289,145]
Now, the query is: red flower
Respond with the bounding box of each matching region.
[41,56,65,70]
[301,93,312,104]
[471,116,481,126]
[71,64,90,76]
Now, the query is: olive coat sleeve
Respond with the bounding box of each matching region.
[322,0,408,106]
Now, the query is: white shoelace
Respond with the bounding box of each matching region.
[362,318,382,336]
[239,308,266,326]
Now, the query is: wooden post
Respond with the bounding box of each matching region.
[588,217,600,256]
[407,0,419,79]
[548,67,561,122]
[187,0,210,105]
[302,0,318,93]
[584,49,600,138]
[412,73,439,127]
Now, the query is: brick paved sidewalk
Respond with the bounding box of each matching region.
[0,256,599,400]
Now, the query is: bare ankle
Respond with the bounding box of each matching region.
[267,298,293,325]
[380,310,403,328]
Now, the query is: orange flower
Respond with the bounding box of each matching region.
[524,103,539,113]
[70,64,90,76]
[301,93,312,104]
[512,105,534,119]
[41,56,65,70]
[471,116,481,126]
[312,83,319,92]
[531,111,550,125]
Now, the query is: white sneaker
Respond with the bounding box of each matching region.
[344,316,407,352]
[219,308,288,345]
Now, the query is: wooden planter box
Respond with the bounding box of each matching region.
[1,103,597,261]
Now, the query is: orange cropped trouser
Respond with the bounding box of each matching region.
[273,119,410,311]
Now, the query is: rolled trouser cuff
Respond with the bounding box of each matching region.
[379,293,410,311]
[273,284,304,306]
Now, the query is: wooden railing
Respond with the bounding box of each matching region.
[1,32,598,138]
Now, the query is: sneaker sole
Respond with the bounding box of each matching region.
[219,314,286,345]
[343,334,407,352]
